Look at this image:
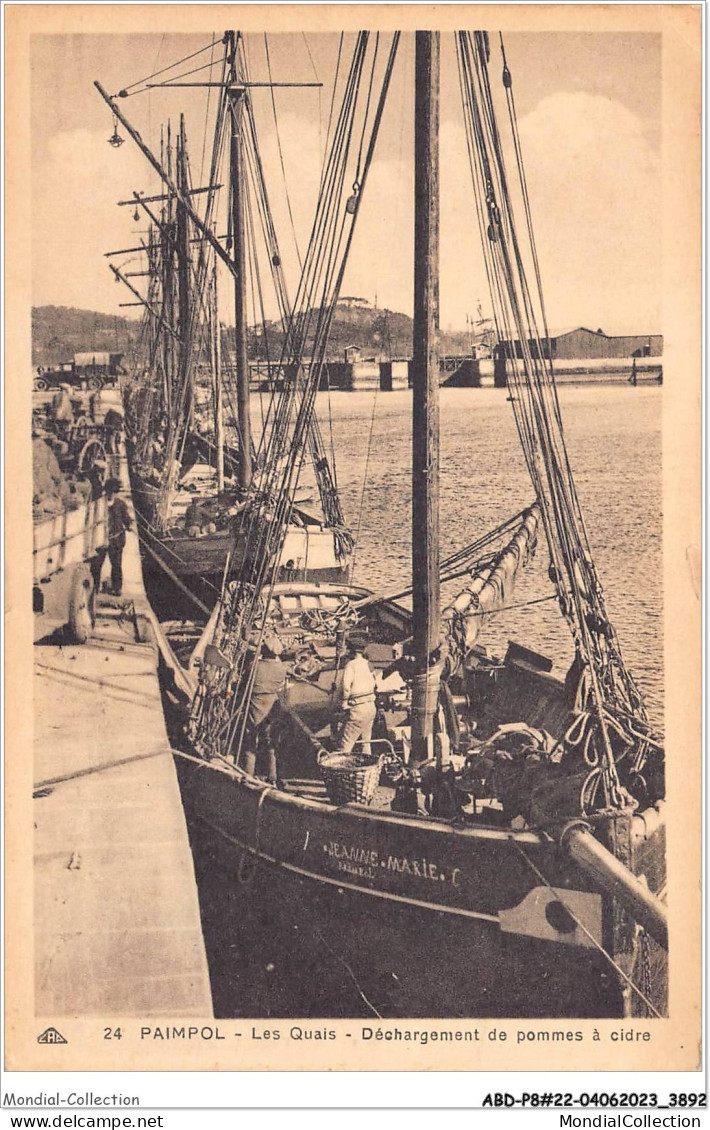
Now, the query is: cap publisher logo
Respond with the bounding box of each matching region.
[37,1027,67,1044]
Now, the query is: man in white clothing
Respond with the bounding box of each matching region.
[334,634,377,756]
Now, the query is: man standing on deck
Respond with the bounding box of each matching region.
[243,635,287,785]
[334,634,377,756]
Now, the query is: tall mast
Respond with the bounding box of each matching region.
[176,114,192,426]
[410,30,441,766]
[163,122,175,418]
[226,30,252,492]
[212,261,225,493]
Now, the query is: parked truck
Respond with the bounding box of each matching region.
[34,351,126,393]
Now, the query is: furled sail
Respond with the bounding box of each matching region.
[442,504,539,669]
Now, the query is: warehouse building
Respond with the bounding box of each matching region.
[547,327,662,360]
[493,327,663,385]
[494,327,663,361]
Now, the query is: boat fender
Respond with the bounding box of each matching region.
[237,849,258,885]
[135,614,155,648]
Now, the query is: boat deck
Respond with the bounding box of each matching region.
[204,583,573,821]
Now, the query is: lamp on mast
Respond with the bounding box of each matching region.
[108,114,124,147]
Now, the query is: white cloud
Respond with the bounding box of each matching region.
[435,92,661,334]
[516,92,661,334]
[247,110,415,317]
[34,92,661,340]
[440,119,492,329]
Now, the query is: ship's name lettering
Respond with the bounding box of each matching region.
[323,841,456,883]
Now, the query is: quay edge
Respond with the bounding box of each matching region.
[33,391,212,1017]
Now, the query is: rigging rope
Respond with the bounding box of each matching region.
[190,32,401,762]
[355,507,535,608]
[264,33,303,271]
[238,57,348,535]
[349,387,380,584]
[455,31,654,804]
[119,39,223,96]
[199,35,219,189]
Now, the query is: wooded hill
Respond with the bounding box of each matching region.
[32,306,140,367]
[32,300,472,369]
[247,299,471,362]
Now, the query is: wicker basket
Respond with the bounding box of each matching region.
[318,753,382,806]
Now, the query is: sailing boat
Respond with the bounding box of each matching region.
[144,30,665,1019]
[96,32,354,610]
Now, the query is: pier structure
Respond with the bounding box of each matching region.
[33,389,212,1017]
[239,351,662,394]
[325,358,409,391]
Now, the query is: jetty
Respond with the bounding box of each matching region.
[33,391,212,1016]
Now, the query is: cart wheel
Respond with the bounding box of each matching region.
[88,375,103,391]
[68,564,95,644]
[78,437,107,481]
[72,415,91,445]
[33,377,48,392]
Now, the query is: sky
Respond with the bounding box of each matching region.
[30,30,661,335]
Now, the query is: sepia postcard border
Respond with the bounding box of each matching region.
[3,2,702,1074]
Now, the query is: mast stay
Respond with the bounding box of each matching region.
[190,32,401,762]
[455,31,658,807]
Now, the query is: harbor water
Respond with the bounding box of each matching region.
[304,382,663,728]
[178,382,663,1019]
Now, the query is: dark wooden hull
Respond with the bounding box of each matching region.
[127,454,350,588]
[144,527,233,577]
[177,754,667,1020]
[141,527,348,585]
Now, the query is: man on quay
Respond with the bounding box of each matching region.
[92,477,133,597]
